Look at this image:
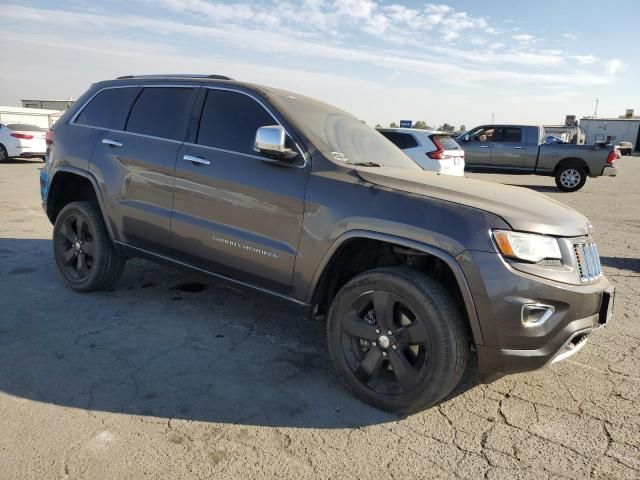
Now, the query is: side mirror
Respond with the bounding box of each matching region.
[254,125,297,161]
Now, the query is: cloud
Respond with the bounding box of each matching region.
[573,55,598,65]
[0,3,623,94]
[512,34,536,43]
[562,33,578,40]
[606,59,623,76]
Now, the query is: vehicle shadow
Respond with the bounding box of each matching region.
[0,238,481,429]
[600,256,640,274]
[2,158,45,164]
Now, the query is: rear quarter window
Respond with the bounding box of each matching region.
[74,87,141,130]
[125,87,198,141]
[379,131,419,150]
[431,134,460,150]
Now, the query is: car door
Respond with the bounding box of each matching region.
[171,87,309,292]
[461,126,494,167]
[489,127,526,168]
[88,85,199,254]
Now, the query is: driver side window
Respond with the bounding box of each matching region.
[470,127,495,142]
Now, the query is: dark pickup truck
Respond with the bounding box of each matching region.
[458,125,618,191]
[40,76,614,413]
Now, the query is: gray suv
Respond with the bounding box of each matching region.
[40,75,614,413]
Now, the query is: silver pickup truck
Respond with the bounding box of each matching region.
[458,125,618,192]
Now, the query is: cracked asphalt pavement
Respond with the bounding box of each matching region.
[1,157,639,479]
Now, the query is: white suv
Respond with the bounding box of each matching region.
[378,128,465,176]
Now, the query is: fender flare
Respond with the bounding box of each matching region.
[48,166,117,242]
[305,229,484,346]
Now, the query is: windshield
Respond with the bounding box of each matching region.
[272,94,420,170]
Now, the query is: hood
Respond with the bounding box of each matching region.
[357,167,590,237]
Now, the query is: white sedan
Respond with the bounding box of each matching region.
[377,128,465,176]
[0,123,47,162]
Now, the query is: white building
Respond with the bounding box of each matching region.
[21,99,74,111]
[580,110,640,152]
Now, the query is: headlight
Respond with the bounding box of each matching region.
[493,230,562,263]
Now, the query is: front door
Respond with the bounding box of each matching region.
[171,88,309,292]
[462,126,494,167]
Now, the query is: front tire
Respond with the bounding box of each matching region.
[555,165,586,192]
[53,201,125,292]
[327,267,469,414]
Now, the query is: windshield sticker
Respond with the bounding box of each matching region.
[331,152,348,162]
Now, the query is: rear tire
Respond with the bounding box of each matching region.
[0,144,8,163]
[53,201,125,292]
[555,165,586,192]
[327,266,469,414]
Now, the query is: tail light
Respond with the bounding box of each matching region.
[606,150,617,164]
[11,132,34,140]
[427,136,445,159]
[45,130,55,145]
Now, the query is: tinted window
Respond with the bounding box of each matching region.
[431,134,460,150]
[75,87,140,130]
[197,89,275,155]
[126,87,197,141]
[494,127,522,143]
[379,131,419,150]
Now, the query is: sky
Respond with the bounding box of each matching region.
[0,0,638,128]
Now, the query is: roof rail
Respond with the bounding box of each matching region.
[116,74,233,80]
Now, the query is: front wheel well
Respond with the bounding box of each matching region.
[554,157,590,176]
[46,172,99,224]
[310,238,472,338]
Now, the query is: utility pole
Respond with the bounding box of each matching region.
[593,98,599,117]
[491,113,495,124]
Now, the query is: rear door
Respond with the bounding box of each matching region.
[171,87,309,291]
[88,85,199,254]
[461,126,494,167]
[489,127,526,168]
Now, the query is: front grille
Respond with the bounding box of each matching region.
[573,242,602,282]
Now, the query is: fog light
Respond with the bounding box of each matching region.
[521,304,555,327]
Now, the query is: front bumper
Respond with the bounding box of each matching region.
[458,250,612,375]
[602,165,618,176]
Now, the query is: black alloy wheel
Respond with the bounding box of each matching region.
[327,267,468,414]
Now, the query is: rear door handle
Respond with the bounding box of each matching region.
[514,146,524,150]
[481,145,490,148]
[183,154,210,165]
[102,138,122,147]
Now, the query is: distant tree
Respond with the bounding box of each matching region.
[438,123,455,133]
[459,124,466,132]
[413,120,432,130]
[389,122,398,128]
[374,123,382,128]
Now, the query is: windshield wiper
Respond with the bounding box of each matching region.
[346,161,382,167]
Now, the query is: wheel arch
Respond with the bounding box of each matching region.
[306,230,484,346]
[46,167,116,241]
[554,157,590,176]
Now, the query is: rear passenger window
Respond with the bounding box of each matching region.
[494,127,522,143]
[379,131,419,150]
[125,87,197,141]
[197,89,275,155]
[75,87,140,130]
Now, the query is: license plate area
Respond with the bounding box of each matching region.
[598,287,615,325]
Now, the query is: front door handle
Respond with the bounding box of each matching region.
[102,138,123,147]
[481,145,490,148]
[514,146,524,150]
[183,154,210,165]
